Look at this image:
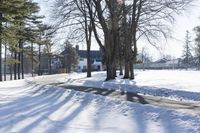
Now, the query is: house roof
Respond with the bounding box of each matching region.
[155,58,168,63]
[78,50,102,60]
[61,49,102,60]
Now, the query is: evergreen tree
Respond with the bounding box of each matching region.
[0,0,23,81]
[194,26,200,68]
[63,41,79,73]
[43,32,54,75]
[0,0,42,81]
[181,30,193,69]
[36,24,53,75]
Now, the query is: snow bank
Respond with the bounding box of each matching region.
[62,70,200,101]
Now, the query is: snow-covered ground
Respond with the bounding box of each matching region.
[58,70,200,101]
[0,79,200,133]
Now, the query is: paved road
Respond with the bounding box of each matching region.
[32,76,200,116]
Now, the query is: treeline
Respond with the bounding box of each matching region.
[53,0,193,80]
[181,30,200,69]
[0,0,195,82]
[0,0,53,81]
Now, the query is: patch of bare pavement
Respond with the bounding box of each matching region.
[32,76,200,116]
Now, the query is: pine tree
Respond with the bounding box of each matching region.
[194,26,200,68]
[181,30,193,69]
[63,41,79,73]
[0,0,25,81]
[0,0,42,81]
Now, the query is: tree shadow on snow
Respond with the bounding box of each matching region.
[0,82,91,133]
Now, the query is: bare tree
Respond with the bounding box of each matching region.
[74,0,93,77]
[52,0,193,80]
[53,0,94,77]
[120,0,193,79]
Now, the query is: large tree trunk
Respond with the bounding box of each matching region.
[129,59,134,79]
[124,62,129,79]
[119,60,123,76]
[86,47,91,77]
[105,38,115,81]
[105,38,117,80]
[106,63,115,81]
[113,30,118,78]
[0,40,2,82]
[0,41,2,82]
[130,32,137,80]
[124,40,130,79]
[105,34,116,81]
[86,25,92,78]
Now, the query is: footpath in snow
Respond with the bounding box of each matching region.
[0,79,200,133]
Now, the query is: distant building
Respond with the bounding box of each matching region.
[77,48,103,72]
[61,45,103,72]
[23,54,62,74]
[135,58,182,69]
[35,54,62,74]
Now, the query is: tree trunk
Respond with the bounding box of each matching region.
[4,44,7,81]
[21,43,24,79]
[83,5,92,78]
[38,44,41,75]
[124,41,130,79]
[105,34,116,81]
[0,40,2,82]
[106,63,114,81]
[105,50,116,80]
[129,59,134,79]
[48,55,52,74]
[130,32,137,80]
[86,47,91,77]
[124,61,129,78]
[10,52,13,80]
[18,43,22,80]
[31,42,34,77]
[119,60,123,76]
[86,27,92,77]
[14,51,17,80]
[119,42,123,76]
[113,32,118,78]
[0,12,2,81]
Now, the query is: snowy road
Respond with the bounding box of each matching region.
[0,80,200,133]
[31,73,200,116]
[56,84,200,116]
[33,82,200,116]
